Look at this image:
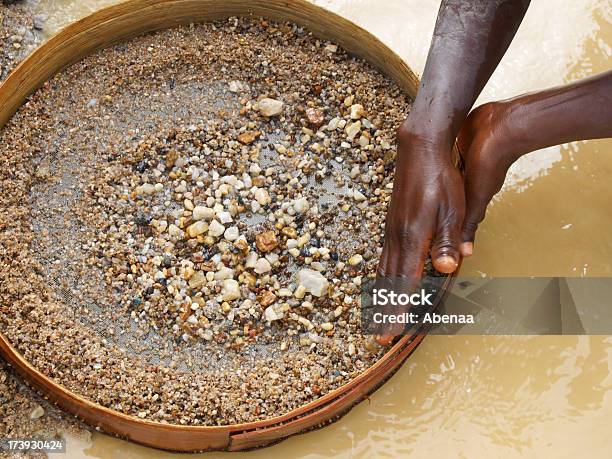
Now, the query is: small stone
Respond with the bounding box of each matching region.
[297,233,311,248]
[168,224,182,237]
[258,290,277,306]
[186,220,208,238]
[217,211,233,224]
[224,226,239,241]
[222,279,241,301]
[202,329,213,341]
[166,150,179,168]
[256,230,278,252]
[282,227,298,239]
[327,117,340,130]
[138,183,156,195]
[293,197,309,214]
[30,404,45,420]
[348,254,363,265]
[187,315,198,324]
[325,44,338,53]
[348,343,356,355]
[298,316,313,330]
[350,104,365,120]
[208,220,225,237]
[345,120,362,140]
[353,190,367,202]
[305,108,325,127]
[193,206,214,221]
[254,257,272,274]
[296,269,329,297]
[188,271,206,289]
[254,188,271,205]
[258,98,284,116]
[265,305,282,322]
[238,130,260,145]
[321,322,334,331]
[228,80,243,92]
[234,237,249,252]
[245,252,258,268]
[294,285,307,299]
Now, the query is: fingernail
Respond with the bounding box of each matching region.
[460,242,473,257]
[435,255,458,272]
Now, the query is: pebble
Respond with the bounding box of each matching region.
[305,107,325,127]
[193,206,214,221]
[168,224,182,237]
[254,188,271,205]
[218,211,233,224]
[294,285,306,299]
[237,130,260,145]
[293,197,309,214]
[265,305,283,322]
[348,254,363,266]
[345,120,361,140]
[188,271,206,289]
[324,44,338,53]
[327,117,340,130]
[352,189,367,202]
[257,98,284,116]
[222,279,241,301]
[254,257,272,274]
[228,80,244,92]
[224,226,239,241]
[256,230,278,252]
[259,290,277,306]
[29,404,45,420]
[185,217,205,235]
[296,269,329,297]
[350,104,365,120]
[208,220,225,237]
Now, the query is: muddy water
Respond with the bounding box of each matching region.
[20,0,612,457]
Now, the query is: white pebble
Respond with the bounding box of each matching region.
[254,258,272,274]
[208,220,225,237]
[193,206,214,221]
[218,211,233,224]
[350,104,365,119]
[254,188,271,205]
[296,269,329,297]
[224,226,239,241]
[293,196,310,214]
[222,279,241,301]
[258,98,284,117]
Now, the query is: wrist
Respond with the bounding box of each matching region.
[397,116,455,160]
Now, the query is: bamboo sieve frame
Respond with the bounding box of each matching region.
[0,0,457,452]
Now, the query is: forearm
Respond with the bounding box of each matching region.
[406,0,531,148]
[501,70,612,159]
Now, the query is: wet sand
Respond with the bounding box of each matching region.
[2,0,612,457]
